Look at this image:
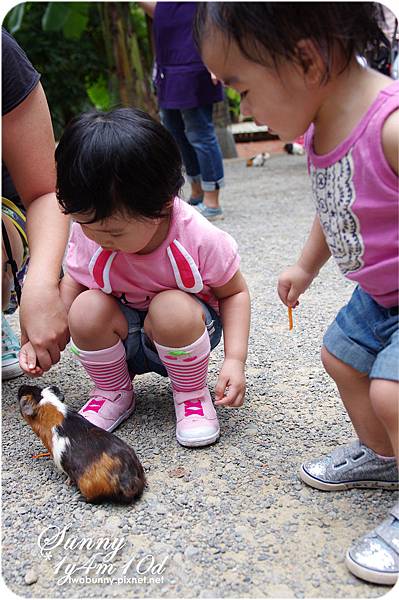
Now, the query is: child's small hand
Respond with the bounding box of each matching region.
[19,341,44,377]
[277,263,315,307]
[214,358,246,407]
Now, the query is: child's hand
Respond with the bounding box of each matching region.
[19,341,44,377]
[214,358,246,407]
[277,263,315,307]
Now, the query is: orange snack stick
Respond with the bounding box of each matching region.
[288,306,293,331]
[32,452,51,459]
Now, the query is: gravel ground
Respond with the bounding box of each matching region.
[2,155,397,598]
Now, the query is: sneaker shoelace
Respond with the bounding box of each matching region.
[83,397,106,414]
[184,398,204,417]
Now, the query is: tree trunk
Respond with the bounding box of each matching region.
[213,98,237,159]
[98,2,157,116]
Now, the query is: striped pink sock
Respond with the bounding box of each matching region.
[70,339,132,391]
[154,329,210,392]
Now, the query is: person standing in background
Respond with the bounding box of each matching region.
[141,2,225,221]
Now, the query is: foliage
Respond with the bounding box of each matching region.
[3,2,155,138]
[225,87,241,123]
[3,2,108,138]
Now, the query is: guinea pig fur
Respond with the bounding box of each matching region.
[18,384,146,504]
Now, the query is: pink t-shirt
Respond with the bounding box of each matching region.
[66,197,240,313]
[306,80,399,308]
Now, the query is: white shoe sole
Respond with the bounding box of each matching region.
[299,465,399,491]
[2,362,23,380]
[345,551,399,586]
[177,429,220,448]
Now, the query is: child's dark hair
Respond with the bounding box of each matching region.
[194,2,388,80]
[55,108,185,222]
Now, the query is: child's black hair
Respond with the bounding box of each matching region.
[55,108,185,222]
[194,2,388,80]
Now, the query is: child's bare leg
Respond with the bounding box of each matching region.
[68,289,128,350]
[144,289,205,345]
[321,346,394,456]
[369,379,398,461]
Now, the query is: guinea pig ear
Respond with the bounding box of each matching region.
[19,395,38,417]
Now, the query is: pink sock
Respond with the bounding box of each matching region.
[70,339,132,391]
[154,329,210,392]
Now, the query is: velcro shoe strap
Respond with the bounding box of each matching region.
[174,387,208,405]
[375,515,399,554]
[90,388,122,403]
[390,502,399,520]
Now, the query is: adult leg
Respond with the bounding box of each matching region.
[68,290,135,431]
[181,105,224,210]
[2,215,25,380]
[160,108,203,202]
[2,215,24,310]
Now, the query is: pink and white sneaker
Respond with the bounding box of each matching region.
[79,387,135,432]
[173,387,220,447]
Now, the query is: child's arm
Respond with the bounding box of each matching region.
[278,215,331,307]
[19,273,87,376]
[212,270,251,407]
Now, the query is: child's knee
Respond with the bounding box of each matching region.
[146,290,204,338]
[321,346,365,382]
[370,379,399,425]
[68,290,123,337]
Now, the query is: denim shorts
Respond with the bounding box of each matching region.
[323,286,399,381]
[118,298,222,376]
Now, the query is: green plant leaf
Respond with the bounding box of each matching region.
[4,3,26,34]
[42,2,71,32]
[62,3,90,39]
[86,74,111,111]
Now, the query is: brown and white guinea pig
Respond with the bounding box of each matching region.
[18,384,146,504]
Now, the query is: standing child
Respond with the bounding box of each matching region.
[195,1,398,585]
[20,108,250,448]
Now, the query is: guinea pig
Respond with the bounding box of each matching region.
[18,384,146,504]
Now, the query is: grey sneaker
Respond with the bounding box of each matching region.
[299,440,398,491]
[196,202,224,221]
[346,502,399,585]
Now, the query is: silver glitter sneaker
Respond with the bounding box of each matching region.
[345,502,399,585]
[299,440,398,491]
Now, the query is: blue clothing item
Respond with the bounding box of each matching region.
[152,2,223,109]
[323,285,399,381]
[160,105,224,191]
[118,297,222,377]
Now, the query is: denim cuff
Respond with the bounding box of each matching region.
[201,177,225,192]
[186,174,202,184]
[323,320,375,374]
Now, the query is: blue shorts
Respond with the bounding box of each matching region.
[118,299,222,376]
[323,286,399,381]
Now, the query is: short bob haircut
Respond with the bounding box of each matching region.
[56,107,185,222]
[194,2,388,81]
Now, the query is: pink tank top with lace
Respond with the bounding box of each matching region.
[306,80,399,308]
